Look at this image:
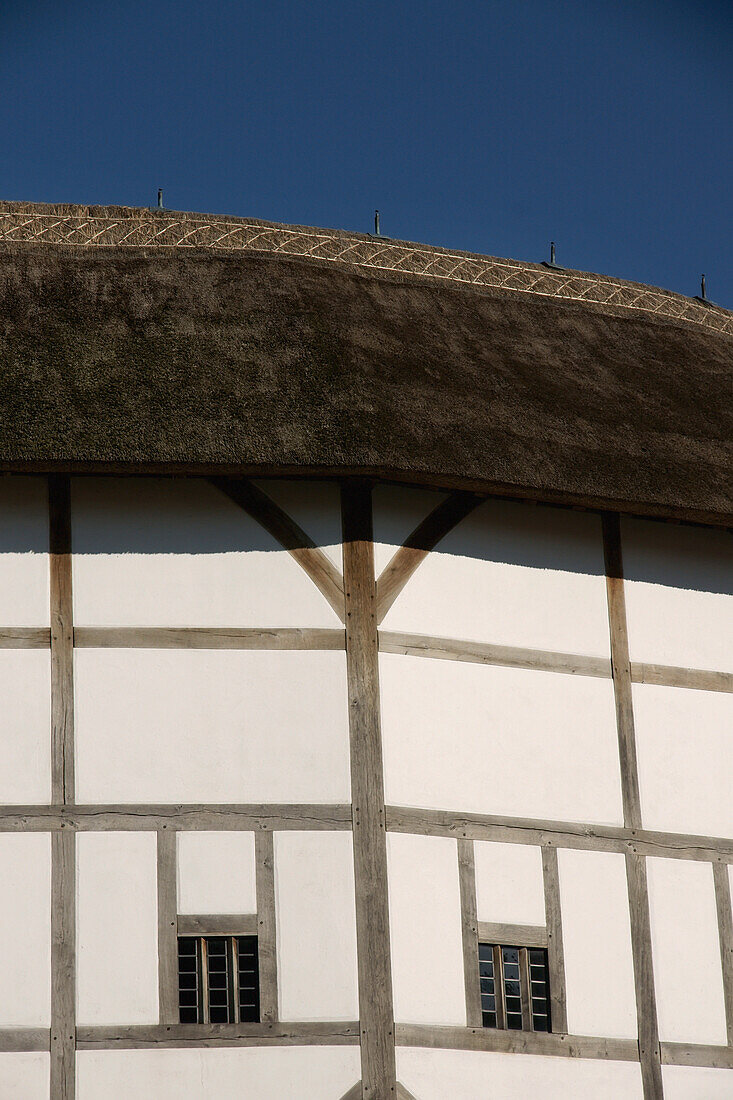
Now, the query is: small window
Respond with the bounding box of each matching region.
[178,936,260,1024]
[479,943,551,1032]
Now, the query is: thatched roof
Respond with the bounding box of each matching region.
[1,201,731,524]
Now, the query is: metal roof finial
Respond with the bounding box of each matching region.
[374,209,380,236]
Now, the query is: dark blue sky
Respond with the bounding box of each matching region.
[2,0,731,304]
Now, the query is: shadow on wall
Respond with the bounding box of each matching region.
[0,474,731,596]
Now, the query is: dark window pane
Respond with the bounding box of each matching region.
[482,1010,497,1028]
[478,943,493,962]
[179,1007,198,1023]
[177,938,202,1024]
[502,947,519,965]
[237,936,260,1024]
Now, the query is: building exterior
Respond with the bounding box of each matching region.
[0,201,731,1099]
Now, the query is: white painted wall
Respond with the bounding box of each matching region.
[662,1065,733,1098]
[372,484,447,576]
[473,841,546,926]
[557,849,638,1039]
[387,832,465,1026]
[380,655,624,825]
[0,1053,49,1100]
[647,857,727,1045]
[274,831,358,1022]
[77,832,159,1025]
[0,834,50,1026]
[177,832,257,914]
[0,651,50,804]
[634,684,733,837]
[622,517,733,673]
[396,1047,643,1099]
[75,649,350,804]
[254,479,343,571]
[0,476,49,626]
[379,497,611,657]
[76,1047,360,1100]
[71,477,340,627]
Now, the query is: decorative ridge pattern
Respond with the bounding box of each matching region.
[1,208,731,336]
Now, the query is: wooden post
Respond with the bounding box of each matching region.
[255,830,278,1026]
[542,846,568,1035]
[157,830,179,1024]
[49,475,76,1100]
[603,513,663,1099]
[457,840,482,1027]
[341,482,397,1100]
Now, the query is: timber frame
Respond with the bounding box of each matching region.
[0,473,730,1100]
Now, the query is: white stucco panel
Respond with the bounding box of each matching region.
[0,834,51,1026]
[647,857,727,1045]
[634,683,733,837]
[473,841,546,926]
[77,832,159,1025]
[274,831,358,1022]
[622,517,733,672]
[396,1047,643,1099]
[380,655,624,825]
[71,477,340,627]
[77,1047,361,1100]
[387,832,465,1026]
[75,649,350,804]
[662,1065,733,1098]
[0,650,51,804]
[0,476,49,627]
[177,832,257,915]
[0,1053,49,1100]
[558,848,638,1039]
[379,497,610,657]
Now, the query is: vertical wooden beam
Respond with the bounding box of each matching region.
[341,482,397,1100]
[49,475,75,1100]
[457,840,482,1027]
[541,846,568,1034]
[712,862,733,1046]
[255,830,278,1026]
[157,830,179,1024]
[603,513,663,1099]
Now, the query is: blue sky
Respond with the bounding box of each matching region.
[2,0,731,304]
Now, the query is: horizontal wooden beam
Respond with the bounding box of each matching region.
[660,1042,733,1069]
[76,1021,360,1049]
[0,1029,50,1052]
[177,914,258,937]
[379,631,611,678]
[395,1023,639,1062]
[212,477,346,621]
[0,627,50,649]
[476,921,548,948]
[386,806,733,864]
[74,627,345,650]
[0,804,352,832]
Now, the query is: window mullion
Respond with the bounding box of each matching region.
[230,937,239,1024]
[200,938,210,1025]
[519,948,532,1031]
[492,945,506,1029]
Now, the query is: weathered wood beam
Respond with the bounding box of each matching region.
[379,631,610,678]
[395,1022,639,1061]
[255,830,278,1027]
[0,627,50,648]
[375,491,482,623]
[76,1021,360,1049]
[212,477,345,620]
[0,804,353,832]
[74,626,345,650]
[712,862,733,1046]
[603,513,662,1100]
[542,846,568,1034]
[342,482,397,1100]
[177,914,258,937]
[476,921,548,949]
[0,1029,50,1052]
[457,840,482,1027]
[157,831,179,1025]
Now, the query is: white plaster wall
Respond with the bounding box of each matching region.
[0,834,50,1026]
[0,476,49,626]
[275,831,358,1022]
[0,651,51,804]
[372,484,447,576]
[558,848,638,1039]
[380,655,624,825]
[254,479,343,571]
[0,1053,49,1100]
[77,1047,360,1100]
[634,684,733,837]
[396,1047,643,1099]
[622,517,733,673]
[177,832,257,914]
[662,1065,733,1098]
[75,649,350,804]
[387,832,465,1026]
[76,832,159,1025]
[647,857,727,1045]
[379,497,610,657]
[473,841,546,926]
[71,477,340,627]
